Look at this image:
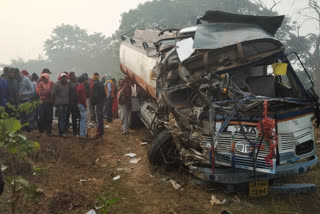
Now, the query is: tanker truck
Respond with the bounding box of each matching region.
[120,11,320,192]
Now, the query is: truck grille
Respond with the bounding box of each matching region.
[278,127,312,153]
[214,132,276,174]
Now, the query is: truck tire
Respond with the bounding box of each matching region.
[148,129,174,165]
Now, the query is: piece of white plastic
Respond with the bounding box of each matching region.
[169,179,182,190]
[113,175,120,181]
[176,38,195,62]
[124,153,137,158]
[129,158,141,164]
[86,209,96,214]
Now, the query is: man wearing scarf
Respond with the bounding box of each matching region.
[91,73,106,138]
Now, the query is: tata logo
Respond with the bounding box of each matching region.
[235,141,252,154]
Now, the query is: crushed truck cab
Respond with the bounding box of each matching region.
[120,11,319,185]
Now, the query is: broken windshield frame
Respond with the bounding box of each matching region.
[215,52,308,101]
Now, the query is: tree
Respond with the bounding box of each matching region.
[108,0,294,66]
[10,57,49,76]
[44,24,121,79]
[294,0,320,94]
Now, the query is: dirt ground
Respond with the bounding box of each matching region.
[1,120,320,214]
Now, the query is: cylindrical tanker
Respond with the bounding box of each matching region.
[120,42,158,98]
[119,29,175,99]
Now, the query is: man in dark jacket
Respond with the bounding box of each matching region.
[0,77,8,107]
[52,73,69,137]
[90,73,106,138]
[6,68,19,105]
[66,72,79,136]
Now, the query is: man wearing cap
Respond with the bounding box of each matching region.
[52,72,69,137]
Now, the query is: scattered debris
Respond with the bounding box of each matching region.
[105,125,110,129]
[169,179,182,190]
[95,158,108,168]
[80,178,97,183]
[129,158,141,164]
[113,175,120,181]
[210,195,227,206]
[161,177,171,182]
[124,153,137,158]
[116,168,126,171]
[140,142,148,146]
[86,209,97,214]
[36,188,44,194]
[232,195,240,203]
[1,165,7,172]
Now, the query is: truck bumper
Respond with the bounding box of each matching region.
[189,155,318,184]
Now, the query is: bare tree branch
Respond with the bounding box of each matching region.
[269,0,281,11]
[254,0,281,12]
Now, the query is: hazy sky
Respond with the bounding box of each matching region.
[0,0,315,65]
[0,0,149,64]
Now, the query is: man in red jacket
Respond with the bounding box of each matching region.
[118,77,132,135]
[38,73,54,135]
[77,75,88,137]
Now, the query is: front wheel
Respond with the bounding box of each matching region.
[147,129,178,165]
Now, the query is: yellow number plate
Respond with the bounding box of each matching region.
[249,180,269,197]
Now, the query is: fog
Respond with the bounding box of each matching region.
[0,0,149,64]
[0,0,318,81]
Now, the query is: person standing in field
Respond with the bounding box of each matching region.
[66,72,79,136]
[104,74,114,123]
[118,77,132,135]
[52,72,69,138]
[19,69,35,103]
[0,168,4,195]
[19,69,36,131]
[91,73,106,138]
[6,68,19,105]
[77,75,88,138]
[82,73,93,125]
[0,76,8,107]
[31,73,39,92]
[112,78,119,118]
[38,73,54,135]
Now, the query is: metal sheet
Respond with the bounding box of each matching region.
[176,38,195,62]
[193,23,276,50]
[198,11,284,36]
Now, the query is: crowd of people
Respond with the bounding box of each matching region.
[0,67,135,138]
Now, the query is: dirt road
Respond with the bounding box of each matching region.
[1,120,320,214]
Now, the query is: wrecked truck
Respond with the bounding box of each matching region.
[120,11,320,190]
